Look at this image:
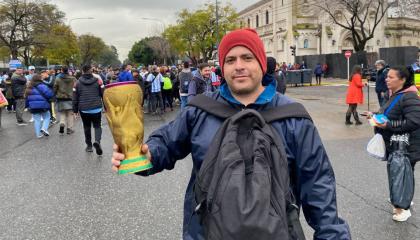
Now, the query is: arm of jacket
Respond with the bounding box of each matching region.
[142,107,194,175]
[187,80,197,102]
[39,84,55,100]
[72,82,79,113]
[385,93,420,133]
[280,118,351,240]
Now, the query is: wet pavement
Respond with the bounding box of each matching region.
[0,83,419,239]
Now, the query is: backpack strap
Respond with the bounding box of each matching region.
[188,94,312,123]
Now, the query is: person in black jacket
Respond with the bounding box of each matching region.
[73,65,104,155]
[11,67,28,125]
[371,66,420,222]
[375,60,389,107]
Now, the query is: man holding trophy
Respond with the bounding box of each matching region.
[109,29,350,239]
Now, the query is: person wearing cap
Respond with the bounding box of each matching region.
[111,28,350,239]
[375,60,389,107]
[26,66,36,81]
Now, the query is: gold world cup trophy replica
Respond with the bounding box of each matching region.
[103,81,153,174]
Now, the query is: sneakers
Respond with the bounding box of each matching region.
[59,124,65,135]
[393,209,411,222]
[16,121,28,126]
[85,146,93,152]
[93,142,103,155]
[40,129,49,137]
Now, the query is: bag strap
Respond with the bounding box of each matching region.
[384,94,403,116]
[188,94,312,122]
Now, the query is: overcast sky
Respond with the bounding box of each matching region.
[50,0,256,61]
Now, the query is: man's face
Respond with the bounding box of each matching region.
[375,64,384,71]
[15,69,23,75]
[223,46,263,95]
[126,65,132,71]
[49,69,55,75]
[200,67,211,79]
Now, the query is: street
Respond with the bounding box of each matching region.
[0,83,419,240]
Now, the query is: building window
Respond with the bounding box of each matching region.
[247,18,250,27]
[304,39,309,48]
[266,11,269,24]
[256,15,259,27]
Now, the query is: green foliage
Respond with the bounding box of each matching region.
[163,2,238,64]
[98,45,121,67]
[78,34,107,66]
[128,38,156,66]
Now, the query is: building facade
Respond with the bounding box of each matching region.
[238,0,420,64]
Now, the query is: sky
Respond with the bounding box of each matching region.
[50,0,256,62]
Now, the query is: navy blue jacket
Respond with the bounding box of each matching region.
[375,67,388,93]
[145,80,351,240]
[26,82,54,111]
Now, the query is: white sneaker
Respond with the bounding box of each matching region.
[393,209,411,222]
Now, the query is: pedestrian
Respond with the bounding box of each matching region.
[345,65,365,125]
[162,72,173,112]
[187,63,213,102]
[178,61,193,110]
[3,73,15,113]
[54,66,77,135]
[314,63,323,85]
[118,63,134,82]
[272,60,286,94]
[146,66,164,115]
[73,65,104,155]
[11,67,28,126]
[375,60,389,107]
[369,66,420,222]
[25,74,54,138]
[111,28,350,240]
[42,69,58,125]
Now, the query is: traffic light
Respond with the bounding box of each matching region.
[290,45,296,56]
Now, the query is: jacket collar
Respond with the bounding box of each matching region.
[220,79,276,106]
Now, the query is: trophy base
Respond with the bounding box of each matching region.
[118,155,153,175]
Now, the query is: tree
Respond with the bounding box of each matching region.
[128,38,156,66]
[146,36,173,65]
[36,24,80,65]
[78,34,106,66]
[393,0,420,19]
[163,2,238,65]
[97,45,121,67]
[0,0,64,64]
[315,0,396,52]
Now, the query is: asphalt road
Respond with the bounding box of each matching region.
[0,83,419,240]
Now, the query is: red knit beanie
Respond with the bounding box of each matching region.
[218,28,267,76]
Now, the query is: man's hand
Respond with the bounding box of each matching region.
[111,144,152,173]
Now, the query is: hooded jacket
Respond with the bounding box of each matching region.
[188,72,212,102]
[73,74,104,113]
[11,73,27,98]
[377,85,420,163]
[54,73,76,100]
[26,81,54,113]
[143,80,351,240]
[375,67,389,93]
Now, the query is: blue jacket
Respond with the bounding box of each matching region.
[314,65,323,75]
[26,82,54,111]
[375,67,388,93]
[118,71,134,82]
[144,80,351,240]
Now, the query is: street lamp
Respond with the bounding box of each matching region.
[68,17,95,27]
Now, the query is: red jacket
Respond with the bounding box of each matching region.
[346,73,364,104]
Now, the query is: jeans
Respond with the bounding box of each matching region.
[377,91,386,108]
[80,112,102,146]
[162,89,173,111]
[15,98,25,122]
[151,92,164,113]
[6,98,15,111]
[33,110,51,137]
[180,96,188,110]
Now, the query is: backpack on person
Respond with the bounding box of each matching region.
[178,71,193,93]
[188,95,310,240]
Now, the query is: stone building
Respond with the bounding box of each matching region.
[237,0,420,64]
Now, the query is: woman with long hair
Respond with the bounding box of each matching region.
[345,65,365,125]
[372,66,420,221]
[25,74,54,138]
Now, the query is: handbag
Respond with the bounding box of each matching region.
[0,90,8,108]
[366,94,402,160]
[367,133,386,160]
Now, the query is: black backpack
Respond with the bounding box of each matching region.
[188,95,310,240]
